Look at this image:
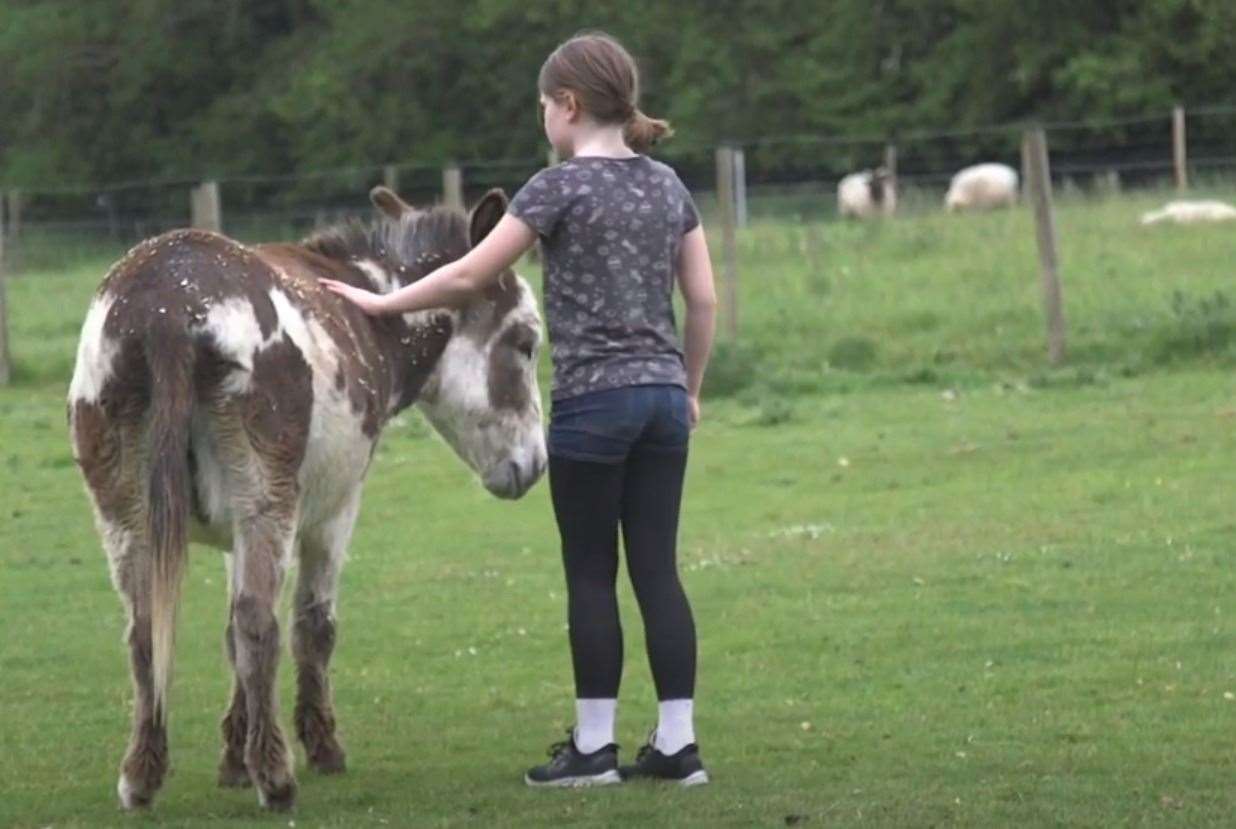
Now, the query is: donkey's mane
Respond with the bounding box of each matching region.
[302,207,471,277]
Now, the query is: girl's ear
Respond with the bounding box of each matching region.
[562,91,582,122]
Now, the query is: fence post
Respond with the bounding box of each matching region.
[1023,127,1066,366]
[715,145,739,338]
[732,146,748,228]
[190,181,222,232]
[5,190,21,274]
[443,164,464,211]
[0,193,9,386]
[383,164,399,192]
[883,142,898,216]
[1172,105,1188,192]
[1100,169,1121,196]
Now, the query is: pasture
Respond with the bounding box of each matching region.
[2,188,1236,826]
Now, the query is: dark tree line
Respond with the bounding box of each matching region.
[1,0,1232,187]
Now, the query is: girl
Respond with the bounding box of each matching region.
[322,31,717,788]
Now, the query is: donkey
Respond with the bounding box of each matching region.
[67,186,546,812]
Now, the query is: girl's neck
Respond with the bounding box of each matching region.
[569,123,636,160]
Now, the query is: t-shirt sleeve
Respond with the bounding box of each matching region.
[508,167,570,239]
[668,170,699,235]
[680,183,700,235]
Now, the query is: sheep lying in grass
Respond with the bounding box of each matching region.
[1140,200,1236,226]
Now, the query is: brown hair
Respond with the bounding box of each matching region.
[538,32,673,154]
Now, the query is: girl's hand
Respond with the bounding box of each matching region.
[320,279,386,316]
[687,395,701,430]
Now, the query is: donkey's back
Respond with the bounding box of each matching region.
[69,228,379,811]
[70,189,546,813]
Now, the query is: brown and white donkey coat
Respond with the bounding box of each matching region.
[68,188,546,811]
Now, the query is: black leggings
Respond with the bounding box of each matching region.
[549,448,697,700]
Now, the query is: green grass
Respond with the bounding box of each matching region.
[3,191,1236,826]
[696,186,1236,397]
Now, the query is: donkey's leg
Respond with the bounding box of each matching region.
[74,403,168,810]
[230,504,299,811]
[111,537,170,809]
[293,488,360,775]
[218,572,251,787]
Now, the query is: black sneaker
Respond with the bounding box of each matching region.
[619,735,710,786]
[524,730,621,788]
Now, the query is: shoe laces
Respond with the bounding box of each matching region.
[546,728,575,758]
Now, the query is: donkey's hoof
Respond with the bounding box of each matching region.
[218,758,252,788]
[256,778,298,812]
[308,744,347,775]
[117,773,155,810]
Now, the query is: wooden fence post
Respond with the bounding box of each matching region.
[1172,105,1188,192]
[383,164,399,192]
[190,181,222,232]
[443,164,464,211]
[715,145,740,338]
[883,142,898,216]
[0,192,9,386]
[5,190,21,274]
[1023,128,1067,365]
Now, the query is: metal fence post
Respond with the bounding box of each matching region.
[732,146,748,228]
[715,145,739,338]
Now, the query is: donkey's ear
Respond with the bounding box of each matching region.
[370,186,415,220]
[469,188,509,246]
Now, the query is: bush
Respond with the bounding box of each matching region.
[827,336,878,371]
[1152,289,1236,364]
[703,340,760,398]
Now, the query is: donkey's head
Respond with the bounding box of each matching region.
[371,187,546,499]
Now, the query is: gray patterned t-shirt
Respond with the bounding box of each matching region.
[508,155,698,401]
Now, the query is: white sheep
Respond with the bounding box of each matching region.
[944,163,1019,212]
[1139,200,1236,226]
[837,168,895,219]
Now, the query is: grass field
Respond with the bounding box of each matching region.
[2,190,1236,826]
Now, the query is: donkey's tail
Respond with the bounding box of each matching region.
[144,325,196,724]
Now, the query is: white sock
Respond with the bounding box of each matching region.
[573,698,617,754]
[654,699,695,755]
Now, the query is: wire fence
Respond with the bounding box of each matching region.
[3,105,1236,272]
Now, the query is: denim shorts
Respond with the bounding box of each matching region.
[548,384,690,464]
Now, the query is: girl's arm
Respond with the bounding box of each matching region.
[321,215,537,314]
[676,225,718,428]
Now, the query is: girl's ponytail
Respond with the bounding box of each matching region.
[624,109,674,154]
[541,33,675,154]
